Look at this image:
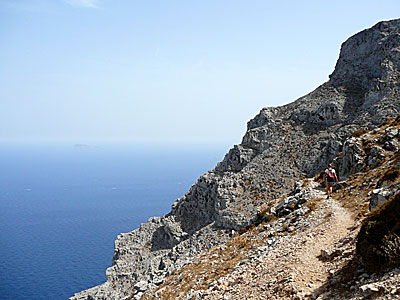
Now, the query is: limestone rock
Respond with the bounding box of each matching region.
[275,182,308,217]
[70,19,400,300]
[359,283,382,295]
[369,183,400,211]
[338,137,366,178]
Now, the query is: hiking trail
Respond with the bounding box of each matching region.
[202,183,356,300]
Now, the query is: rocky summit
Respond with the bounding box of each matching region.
[70,19,400,300]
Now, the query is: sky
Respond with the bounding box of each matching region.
[1,0,399,146]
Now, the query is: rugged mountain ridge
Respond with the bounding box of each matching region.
[140,116,400,300]
[70,19,400,300]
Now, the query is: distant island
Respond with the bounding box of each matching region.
[73,144,96,148]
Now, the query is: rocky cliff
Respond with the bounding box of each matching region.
[70,19,400,300]
[139,116,400,300]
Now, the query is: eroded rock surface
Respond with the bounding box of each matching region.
[70,19,400,300]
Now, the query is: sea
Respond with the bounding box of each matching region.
[0,143,228,300]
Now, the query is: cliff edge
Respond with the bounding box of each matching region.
[140,116,400,300]
[70,19,400,300]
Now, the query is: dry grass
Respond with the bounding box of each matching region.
[351,129,369,137]
[305,199,319,212]
[141,117,400,299]
[378,167,400,187]
[333,172,371,220]
[357,192,400,271]
[333,116,400,220]
[314,171,325,185]
[141,226,263,300]
[302,178,312,189]
[332,153,400,221]
[379,116,400,128]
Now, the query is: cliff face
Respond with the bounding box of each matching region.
[140,117,400,300]
[70,19,400,300]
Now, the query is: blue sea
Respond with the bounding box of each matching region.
[0,143,227,300]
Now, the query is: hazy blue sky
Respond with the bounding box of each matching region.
[1,1,399,146]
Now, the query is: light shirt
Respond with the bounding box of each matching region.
[325,168,336,175]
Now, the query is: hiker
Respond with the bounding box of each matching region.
[323,164,339,199]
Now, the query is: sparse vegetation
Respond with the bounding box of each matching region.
[333,117,400,221]
[379,119,392,127]
[377,168,400,187]
[313,171,325,186]
[356,192,400,272]
[141,116,400,299]
[256,208,277,225]
[240,224,256,234]
[305,199,319,212]
[141,226,262,300]
[302,178,311,189]
[352,129,369,137]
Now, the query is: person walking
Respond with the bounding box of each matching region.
[323,164,339,198]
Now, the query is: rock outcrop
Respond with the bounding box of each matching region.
[140,113,400,300]
[70,19,400,300]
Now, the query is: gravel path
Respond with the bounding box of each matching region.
[202,187,356,300]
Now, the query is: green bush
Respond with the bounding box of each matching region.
[356,192,400,271]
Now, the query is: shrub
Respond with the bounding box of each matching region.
[352,129,369,138]
[356,192,400,272]
[391,116,400,126]
[314,171,325,184]
[379,120,392,127]
[240,224,255,234]
[381,169,400,182]
[377,167,400,188]
[306,200,318,212]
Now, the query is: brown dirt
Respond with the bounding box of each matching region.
[200,188,356,300]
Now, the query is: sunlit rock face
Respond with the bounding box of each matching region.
[70,19,400,300]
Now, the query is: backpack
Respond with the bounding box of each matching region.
[327,169,335,180]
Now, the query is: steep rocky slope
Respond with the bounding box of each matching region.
[70,19,400,300]
[140,117,400,300]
